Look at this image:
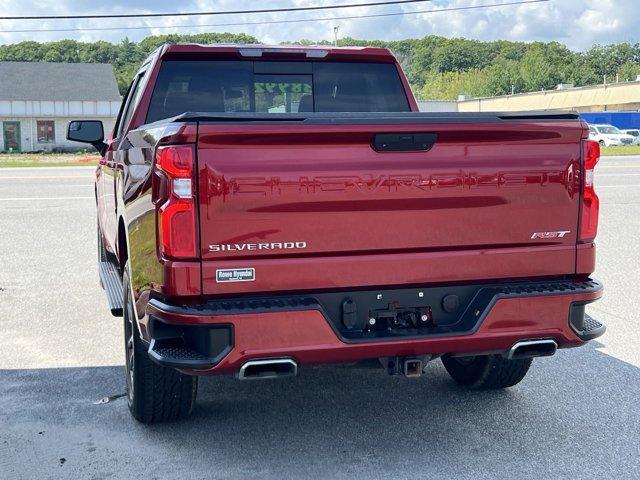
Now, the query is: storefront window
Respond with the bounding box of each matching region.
[37,120,55,143]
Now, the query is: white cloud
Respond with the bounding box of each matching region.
[0,0,638,49]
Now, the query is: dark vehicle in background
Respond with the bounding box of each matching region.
[68,44,604,424]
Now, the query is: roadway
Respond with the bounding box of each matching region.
[0,157,639,479]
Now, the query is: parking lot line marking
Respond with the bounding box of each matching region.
[598,165,640,169]
[0,196,93,201]
[34,184,95,187]
[598,184,640,188]
[0,175,92,180]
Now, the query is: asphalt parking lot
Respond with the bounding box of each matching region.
[1,157,639,480]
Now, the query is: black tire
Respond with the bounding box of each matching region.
[598,140,606,147]
[441,354,532,389]
[123,263,198,424]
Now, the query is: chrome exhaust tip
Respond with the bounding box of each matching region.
[505,339,558,360]
[238,358,298,380]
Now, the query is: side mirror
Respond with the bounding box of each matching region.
[67,120,107,155]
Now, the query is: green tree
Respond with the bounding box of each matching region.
[0,41,46,61]
[408,36,446,87]
[618,61,640,82]
[419,68,492,100]
[484,59,523,95]
[519,45,555,91]
[432,38,489,73]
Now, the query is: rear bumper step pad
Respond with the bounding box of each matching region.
[147,322,233,369]
[570,311,606,341]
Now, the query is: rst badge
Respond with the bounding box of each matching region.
[531,231,571,240]
[216,268,255,283]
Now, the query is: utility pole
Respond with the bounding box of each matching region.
[333,26,339,46]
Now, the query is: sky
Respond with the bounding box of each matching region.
[0,0,637,50]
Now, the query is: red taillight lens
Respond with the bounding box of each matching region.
[580,140,600,242]
[155,145,197,258]
[156,145,193,178]
[158,201,196,258]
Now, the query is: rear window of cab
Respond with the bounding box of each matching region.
[146,60,410,123]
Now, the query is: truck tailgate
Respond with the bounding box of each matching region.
[196,118,583,294]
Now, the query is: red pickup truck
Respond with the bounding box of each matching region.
[68,44,604,424]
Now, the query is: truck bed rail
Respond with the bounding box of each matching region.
[156,110,581,125]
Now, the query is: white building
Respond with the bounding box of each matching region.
[417,100,458,112]
[0,62,121,152]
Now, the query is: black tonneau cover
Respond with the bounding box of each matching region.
[153,110,580,126]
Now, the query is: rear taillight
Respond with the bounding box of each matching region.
[579,139,600,242]
[154,145,197,258]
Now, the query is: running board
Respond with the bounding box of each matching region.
[98,261,123,316]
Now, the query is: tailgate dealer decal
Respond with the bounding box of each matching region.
[216,268,255,283]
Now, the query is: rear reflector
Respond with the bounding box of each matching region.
[579,140,600,242]
[155,145,197,259]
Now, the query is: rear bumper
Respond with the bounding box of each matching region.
[143,278,603,375]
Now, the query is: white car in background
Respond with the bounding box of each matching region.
[622,129,640,144]
[588,124,635,146]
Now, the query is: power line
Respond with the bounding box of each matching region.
[0,0,550,34]
[0,0,437,20]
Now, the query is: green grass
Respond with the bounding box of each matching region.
[0,152,100,168]
[600,145,640,156]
